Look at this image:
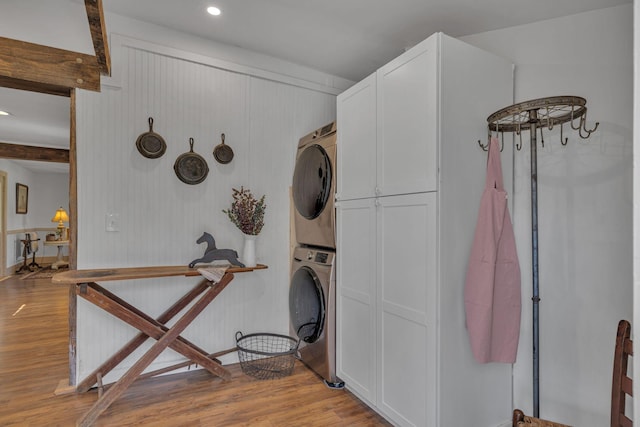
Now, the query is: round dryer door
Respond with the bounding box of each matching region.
[292,144,332,220]
[289,266,325,343]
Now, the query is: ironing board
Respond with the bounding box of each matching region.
[52,264,267,427]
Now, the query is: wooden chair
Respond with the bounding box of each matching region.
[611,319,633,427]
[514,319,634,427]
[512,409,570,427]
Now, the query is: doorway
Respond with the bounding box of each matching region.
[0,172,6,277]
[0,86,74,274]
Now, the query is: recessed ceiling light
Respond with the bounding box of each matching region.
[207,6,221,16]
[0,111,10,116]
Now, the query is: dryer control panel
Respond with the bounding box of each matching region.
[293,246,335,266]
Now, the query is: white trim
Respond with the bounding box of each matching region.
[102,33,352,96]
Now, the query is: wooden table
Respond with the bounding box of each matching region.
[52,264,267,427]
[43,239,69,269]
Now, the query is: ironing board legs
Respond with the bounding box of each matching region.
[76,273,235,427]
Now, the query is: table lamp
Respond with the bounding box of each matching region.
[51,207,69,240]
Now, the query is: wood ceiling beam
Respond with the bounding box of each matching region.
[84,0,111,76]
[0,37,101,94]
[0,142,70,163]
[0,75,71,97]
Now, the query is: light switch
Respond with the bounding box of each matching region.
[106,213,120,232]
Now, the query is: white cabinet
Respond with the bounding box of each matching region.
[377,40,438,196]
[336,32,515,427]
[337,193,437,425]
[337,73,377,200]
[335,197,377,401]
[377,193,437,425]
[337,39,437,200]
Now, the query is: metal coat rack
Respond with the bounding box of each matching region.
[478,96,599,417]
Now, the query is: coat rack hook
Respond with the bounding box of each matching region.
[493,123,505,152]
[578,111,599,139]
[560,122,568,146]
[516,125,523,151]
[478,127,490,151]
[546,112,554,131]
[570,104,581,131]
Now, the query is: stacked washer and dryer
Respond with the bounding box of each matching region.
[289,121,343,388]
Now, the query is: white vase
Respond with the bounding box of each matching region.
[242,234,257,268]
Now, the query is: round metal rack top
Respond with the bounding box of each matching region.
[486,95,588,132]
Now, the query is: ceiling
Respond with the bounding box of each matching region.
[0,0,631,174]
[102,0,630,82]
[0,86,70,174]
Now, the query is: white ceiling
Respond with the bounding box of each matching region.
[101,0,631,82]
[0,86,70,174]
[0,87,70,148]
[0,0,631,174]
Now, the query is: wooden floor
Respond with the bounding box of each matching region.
[0,275,391,426]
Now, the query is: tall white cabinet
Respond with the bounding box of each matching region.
[336,33,516,427]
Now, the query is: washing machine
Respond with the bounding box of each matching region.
[289,245,342,387]
[292,121,337,249]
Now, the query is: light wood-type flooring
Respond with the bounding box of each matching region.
[0,274,390,426]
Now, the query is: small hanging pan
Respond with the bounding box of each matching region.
[136,117,167,159]
[174,137,209,185]
[213,133,234,164]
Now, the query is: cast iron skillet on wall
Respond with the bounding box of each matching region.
[174,137,209,184]
[213,133,234,164]
[135,117,167,159]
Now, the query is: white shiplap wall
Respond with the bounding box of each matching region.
[75,38,337,382]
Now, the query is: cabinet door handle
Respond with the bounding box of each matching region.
[375,199,381,207]
[375,187,381,196]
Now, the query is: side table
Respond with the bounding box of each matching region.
[43,239,69,269]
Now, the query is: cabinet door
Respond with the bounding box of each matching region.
[337,73,377,200]
[336,198,377,404]
[377,36,438,196]
[377,192,437,427]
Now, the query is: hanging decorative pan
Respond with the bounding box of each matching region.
[174,137,209,185]
[213,133,234,164]
[135,117,167,159]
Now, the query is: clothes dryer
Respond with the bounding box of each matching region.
[289,246,342,387]
[292,122,337,249]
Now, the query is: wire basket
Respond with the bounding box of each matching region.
[235,331,299,380]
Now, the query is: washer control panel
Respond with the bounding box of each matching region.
[314,252,328,264]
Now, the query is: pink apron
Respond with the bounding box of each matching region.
[464,137,521,363]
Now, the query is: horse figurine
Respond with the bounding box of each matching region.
[189,232,245,268]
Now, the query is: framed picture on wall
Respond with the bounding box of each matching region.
[16,183,28,214]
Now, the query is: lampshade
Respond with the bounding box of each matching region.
[51,207,69,227]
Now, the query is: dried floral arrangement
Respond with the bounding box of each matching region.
[222,187,266,235]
